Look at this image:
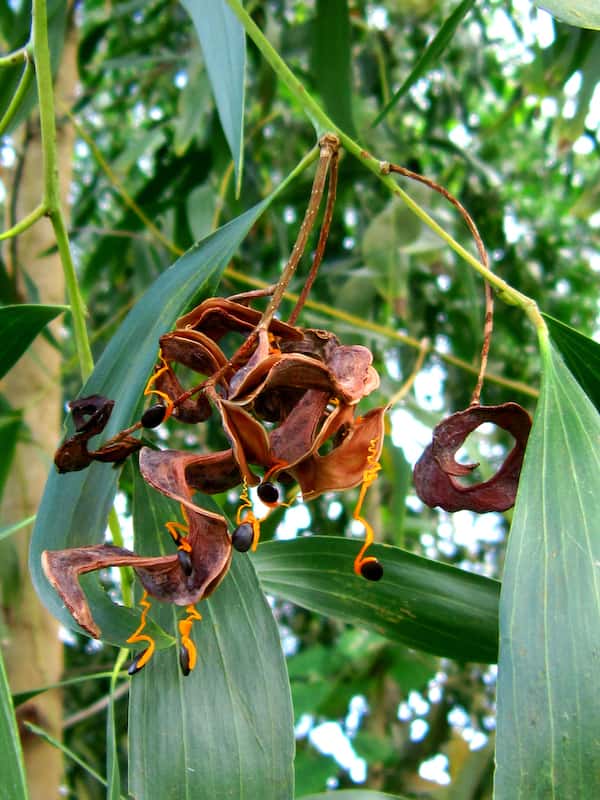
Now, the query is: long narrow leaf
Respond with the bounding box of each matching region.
[300,793,410,800]
[128,468,294,800]
[543,312,600,412]
[181,0,246,193]
[495,340,600,797]
[372,0,477,127]
[311,0,355,136]
[533,0,599,30]
[0,646,28,800]
[252,537,500,663]
[30,193,283,646]
[0,304,68,379]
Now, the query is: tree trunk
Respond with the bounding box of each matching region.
[1,25,78,800]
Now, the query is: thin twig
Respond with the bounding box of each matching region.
[0,54,34,138]
[258,133,340,331]
[62,680,129,729]
[0,203,46,241]
[288,145,339,325]
[384,162,493,403]
[387,337,430,407]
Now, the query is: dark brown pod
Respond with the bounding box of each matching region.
[413,402,532,513]
[68,395,114,436]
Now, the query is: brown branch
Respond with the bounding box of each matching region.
[288,145,339,324]
[384,162,493,404]
[258,133,340,331]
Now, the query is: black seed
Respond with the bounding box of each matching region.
[231,522,253,552]
[141,403,166,428]
[177,549,193,576]
[128,650,149,675]
[360,559,384,582]
[257,481,279,505]
[179,645,191,676]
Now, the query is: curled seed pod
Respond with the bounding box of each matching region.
[360,559,384,582]
[141,403,167,429]
[179,645,191,676]
[128,650,149,676]
[257,481,279,505]
[231,522,253,553]
[177,549,193,576]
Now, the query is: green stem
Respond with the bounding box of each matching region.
[32,0,94,381]
[0,56,34,137]
[226,0,547,335]
[0,45,29,69]
[108,507,133,608]
[0,203,45,240]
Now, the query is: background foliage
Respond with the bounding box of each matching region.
[1,0,599,798]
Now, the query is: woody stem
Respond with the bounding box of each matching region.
[258,133,339,331]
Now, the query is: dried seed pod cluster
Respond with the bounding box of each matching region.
[44,293,386,674]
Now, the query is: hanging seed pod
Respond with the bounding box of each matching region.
[360,559,384,582]
[177,549,193,576]
[257,481,279,505]
[179,645,191,676]
[141,403,167,429]
[231,522,254,552]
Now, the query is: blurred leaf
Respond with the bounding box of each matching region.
[311,0,355,136]
[181,0,246,193]
[543,312,600,412]
[0,646,28,799]
[30,196,279,645]
[533,0,600,29]
[186,181,217,241]
[294,744,338,796]
[353,731,397,764]
[0,304,67,379]
[173,55,212,156]
[128,467,294,800]
[0,405,22,504]
[495,341,600,797]
[253,537,500,663]
[372,0,477,126]
[300,792,411,799]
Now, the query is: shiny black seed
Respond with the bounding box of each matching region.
[177,548,193,576]
[360,559,384,582]
[141,403,166,428]
[231,522,253,552]
[257,481,279,505]
[179,645,191,676]
[128,650,149,675]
